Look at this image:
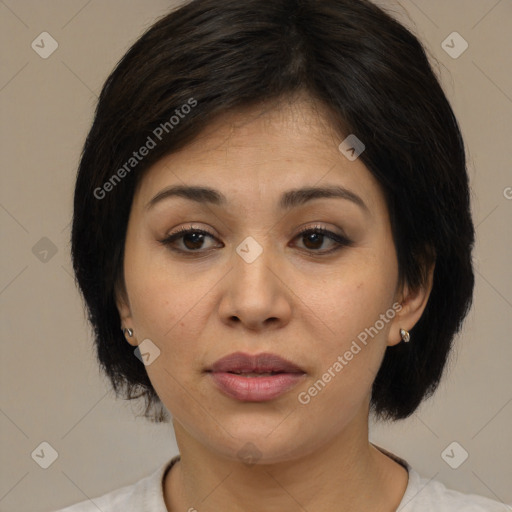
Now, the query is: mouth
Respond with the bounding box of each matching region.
[208,352,305,374]
[206,352,306,402]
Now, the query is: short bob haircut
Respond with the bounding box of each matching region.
[71,0,474,422]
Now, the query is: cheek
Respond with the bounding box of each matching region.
[307,253,397,345]
[124,238,212,340]
[127,269,214,416]
[295,285,393,425]
[299,252,398,398]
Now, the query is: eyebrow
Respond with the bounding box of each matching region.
[145,184,368,213]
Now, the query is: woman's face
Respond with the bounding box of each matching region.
[117,99,406,463]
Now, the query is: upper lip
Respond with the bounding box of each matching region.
[208,352,305,374]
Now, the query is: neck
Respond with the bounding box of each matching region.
[164,412,409,512]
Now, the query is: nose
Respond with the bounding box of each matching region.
[217,243,292,332]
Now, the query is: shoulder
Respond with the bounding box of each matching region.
[372,444,509,511]
[399,467,511,511]
[53,481,135,512]
[51,456,179,512]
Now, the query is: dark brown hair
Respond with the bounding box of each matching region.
[71,0,474,422]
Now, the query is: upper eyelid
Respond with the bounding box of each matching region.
[165,224,343,238]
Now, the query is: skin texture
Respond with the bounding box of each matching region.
[116,97,433,511]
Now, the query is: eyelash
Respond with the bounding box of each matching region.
[159,225,353,256]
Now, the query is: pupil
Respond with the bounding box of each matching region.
[304,233,323,249]
[184,233,204,250]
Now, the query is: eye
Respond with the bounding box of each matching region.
[159,226,222,253]
[293,225,353,253]
[159,224,352,256]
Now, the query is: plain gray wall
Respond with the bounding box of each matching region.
[1,1,511,510]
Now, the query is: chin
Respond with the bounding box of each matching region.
[201,424,318,466]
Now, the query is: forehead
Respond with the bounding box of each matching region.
[133,98,383,213]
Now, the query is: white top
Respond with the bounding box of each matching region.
[53,448,510,511]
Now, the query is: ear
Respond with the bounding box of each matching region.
[387,263,435,346]
[115,278,138,347]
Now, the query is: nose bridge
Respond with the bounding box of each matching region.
[219,234,291,329]
[233,234,277,298]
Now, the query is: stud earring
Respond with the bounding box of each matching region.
[400,328,410,343]
[122,327,134,338]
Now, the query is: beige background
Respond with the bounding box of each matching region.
[1,0,511,510]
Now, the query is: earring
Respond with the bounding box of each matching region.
[400,328,410,343]
[122,327,134,338]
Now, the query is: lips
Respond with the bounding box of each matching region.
[209,352,304,374]
[207,352,306,402]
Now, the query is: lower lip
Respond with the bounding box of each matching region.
[209,372,306,402]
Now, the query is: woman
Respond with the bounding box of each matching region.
[58,0,507,510]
